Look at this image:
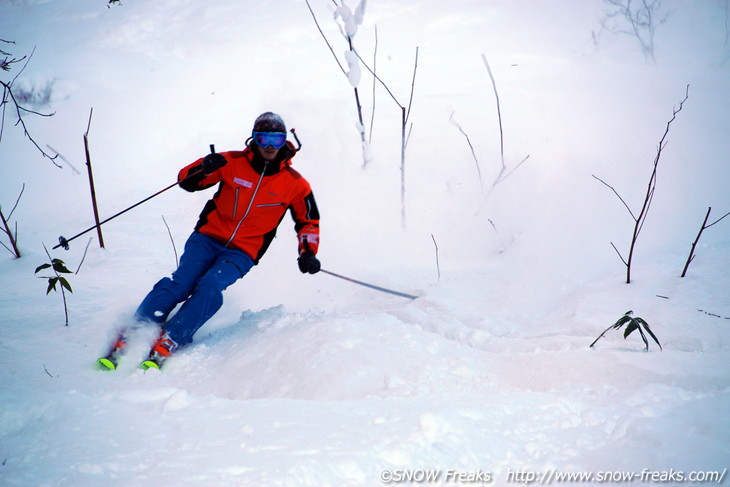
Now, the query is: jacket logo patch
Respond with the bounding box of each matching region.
[233,177,254,188]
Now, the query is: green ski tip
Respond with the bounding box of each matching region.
[140,360,161,371]
[97,357,117,371]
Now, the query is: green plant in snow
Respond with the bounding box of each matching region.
[35,246,73,326]
[590,310,662,351]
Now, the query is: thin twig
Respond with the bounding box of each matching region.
[481,54,504,170]
[304,0,347,76]
[351,47,401,108]
[9,45,33,85]
[593,174,637,220]
[405,47,419,124]
[6,182,25,220]
[404,122,414,150]
[0,183,25,257]
[707,210,730,228]
[368,24,378,143]
[46,145,80,174]
[85,107,93,136]
[0,46,58,164]
[488,219,507,253]
[75,238,92,275]
[493,154,530,187]
[610,242,628,266]
[698,308,730,319]
[431,234,441,282]
[449,112,483,192]
[162,215,179,267]
[43,364,55,378]
[1,80,58,164]
[0,240,14,255]
[680,207,730,277]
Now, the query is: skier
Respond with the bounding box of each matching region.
[99,112,321,370]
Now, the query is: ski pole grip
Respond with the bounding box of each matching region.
[210,144,215,154]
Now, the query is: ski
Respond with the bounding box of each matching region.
[96,327,177,372]
[139,332,176,370]
[95,329,168,371]
[139,357,164,370]
[96,332,128,371]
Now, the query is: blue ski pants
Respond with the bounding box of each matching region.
[135,231,255,346]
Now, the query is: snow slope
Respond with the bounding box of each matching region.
[1,1,729,486]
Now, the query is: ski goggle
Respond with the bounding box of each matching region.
[253,131,287,149]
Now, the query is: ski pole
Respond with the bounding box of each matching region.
[54,144,216,250]
[320,269,418,300]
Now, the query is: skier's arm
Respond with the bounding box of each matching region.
[178,154,225,192]
[290,189,320,256]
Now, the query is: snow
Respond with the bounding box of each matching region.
[345,50,362,88]
[1,1,729,486]
[334,0,367,39]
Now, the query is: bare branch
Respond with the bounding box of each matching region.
[592,174,637,220]
[481,54,504,170]
[681,206,730,277]
[493,154,530,189]
[304,0,347,77]
[600,0,670,62]
[596,84,689,283]
[85,106,93,136]
[0,240,14,256]
[162,215,179,267]
[0,184,25,258]
[449,112,483,191]
[610,242,628,266]
[368,24,378,143]
[43,363,55,378]
[405,47,419,125]
[404,121,414,150]
[431,234,441,282]
[6,182,25,220]
[83,107,105,248]
[480,54,530,194]
[74,238,92,274]
[488,219,508,253]
[0,45,59,164]
[46,144,81,174]
[707,210,730,228]
[351,47,401,108]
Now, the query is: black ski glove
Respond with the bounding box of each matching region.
[201,152,227,174]
[298,250,321,274]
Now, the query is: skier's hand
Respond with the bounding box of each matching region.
[297,250,321,274]
[201,152,227,174]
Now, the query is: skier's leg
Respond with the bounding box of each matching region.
[162,248,255,346]
[135,232,218,324]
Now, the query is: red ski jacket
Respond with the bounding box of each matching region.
[178,143,320,263]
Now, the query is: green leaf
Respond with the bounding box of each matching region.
[46,277,58,294]
[623,321,639,339]
[612,315,632,330]
[636,326,649,351]
[59,277,73,293]
[636,318,662,351]
[634,317,649,327]
[35,263,51,274]
[52,259,72,274]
